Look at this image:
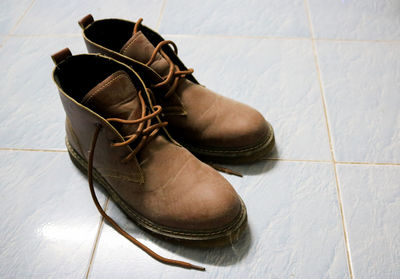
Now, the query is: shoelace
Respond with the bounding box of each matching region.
[134,18,194,98]
[133,19,243,178]
[87,89,205,271]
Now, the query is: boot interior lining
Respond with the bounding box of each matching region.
[83,19,195,83]
[85,19,135,53]
[53,55,144,103]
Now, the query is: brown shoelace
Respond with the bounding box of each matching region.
[87,89,205,271]
[133,20,243,178]
[134,18,194,98]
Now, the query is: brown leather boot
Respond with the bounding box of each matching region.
[78,14,275,164]
[51,48,247,270]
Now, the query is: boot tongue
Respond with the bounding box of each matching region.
[120,31,170,77]
[81,70,142,136]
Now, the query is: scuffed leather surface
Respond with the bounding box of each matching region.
[136,136,241,230]
[56,57,241,230]
[84,20,272,150]
[59,87,145,185]
[165,79,271,149]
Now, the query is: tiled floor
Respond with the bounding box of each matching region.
[0,0,399,278]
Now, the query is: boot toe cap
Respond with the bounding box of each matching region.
[165,175,243,232]
[207,100,273,149]
[228,107,272,149]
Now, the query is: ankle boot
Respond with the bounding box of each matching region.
[51,48,247,270]
[78,14,275,164]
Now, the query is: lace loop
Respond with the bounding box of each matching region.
[108,90,166,150]
[132,19,242,178]
[133,19,194,99]
[86,89,205,271]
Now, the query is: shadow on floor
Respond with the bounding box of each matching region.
[103,213,253,267]
[152,225,253,266]
[221,145,280,176]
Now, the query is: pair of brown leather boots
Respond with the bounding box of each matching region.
[51,15,275,270]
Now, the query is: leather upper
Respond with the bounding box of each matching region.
[53,54,242,231]
[81,18,273,152]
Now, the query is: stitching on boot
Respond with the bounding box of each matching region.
[66,118,85,156]
[67,138,246,238]
[66,138,142,183]
[82,72,136,105]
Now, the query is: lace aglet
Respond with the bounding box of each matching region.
[208,163,243,177]
[188,264,206,271]
[226,169,243,178]
[173,260,206,271]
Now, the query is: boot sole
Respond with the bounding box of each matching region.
[66,138,247,247]
[183,122,275,165]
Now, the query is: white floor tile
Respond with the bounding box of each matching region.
[0,150,106,278]
[0,36,85,149]
[317,41,400,163]
[308,0,400,40]
[0,0,32,35]
[337,164,400,278]
[159,0,310,38]
[14,0,163,35]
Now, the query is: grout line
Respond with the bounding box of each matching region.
[9,0,36,34]
[315,38,400,44]
[0,147,398,166]
[0,147,67,152]
[303,4,335,160]
[160,34,400,43]
[331,163,354,277]
[164,33,311,41]
[155,0,167,32]
[8,33,81,38]
[85,196,110,279]
[2,0,36,46]
[336,161,400,166]
[264,157,331,163]
[265,157,400,166]
[2,32,399,44]
[303,0,354,278]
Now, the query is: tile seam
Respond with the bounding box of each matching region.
[336,161,400,166]
[155,0,167,32]
[316,38,400,44]
[303,0,354,278]
[0,147,67,152]
[1,0,36,46]
[8,33,81,37]
[3,33,399,43]
[9,0,36,34]
[159,35,400,43]
[85,197,110,279]
[264,158,331,163]
[164,34,311,40]
[1,148,398,166]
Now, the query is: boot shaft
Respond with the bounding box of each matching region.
[52,50,160,184]
[79,15,198,87]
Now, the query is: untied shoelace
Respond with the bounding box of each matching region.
[134,18,194,99]
[87,89,206,271]
[133,19,242,178]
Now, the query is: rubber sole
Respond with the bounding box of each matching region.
[183,122,275,165]
[66,138,248,247]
